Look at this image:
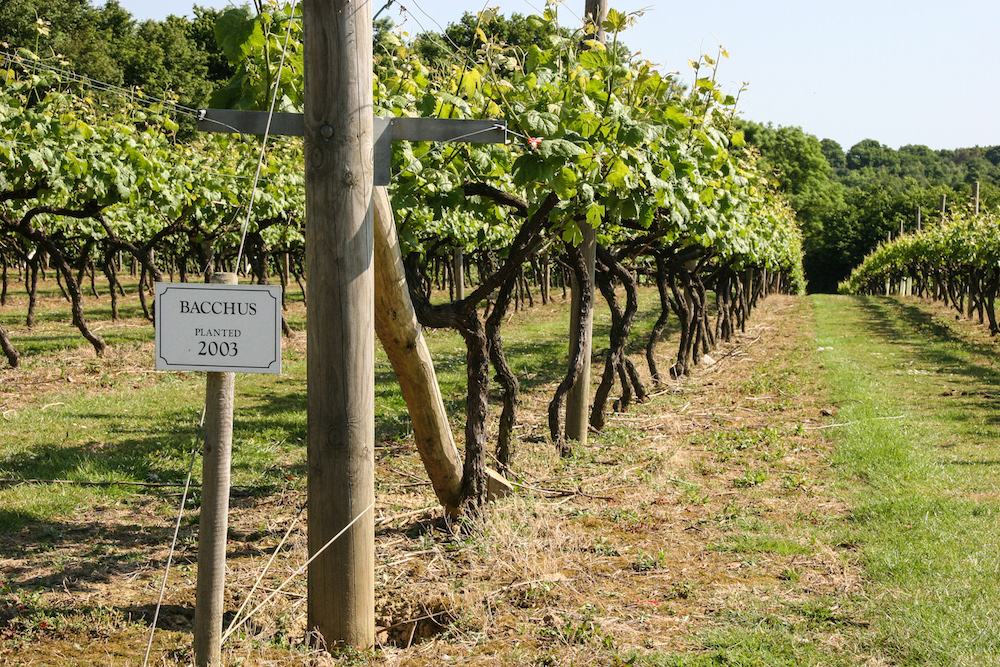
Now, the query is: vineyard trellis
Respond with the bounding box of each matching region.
[1,7,805,516]
[842,207,1000,334]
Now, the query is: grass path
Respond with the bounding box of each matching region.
[811,295,1000,666]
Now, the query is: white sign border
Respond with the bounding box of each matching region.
[154,283,282,374]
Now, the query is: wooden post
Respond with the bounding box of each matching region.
[454,246,465,301]
[973,180,980,215]
[373,189,464,514]
[303,0,375,649]
[940,193,947,219]
[566,0,607,445]
[585,0,609,42]
[916,206,922,232]
[565,223,595,444]
[193,271,238,667]
[542,254,551,305]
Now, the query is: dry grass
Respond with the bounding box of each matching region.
[0,288,864,666]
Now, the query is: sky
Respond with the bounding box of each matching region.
[113,0,1000,151]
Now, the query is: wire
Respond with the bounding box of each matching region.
[391,123,509,179]
[219,499,376,644]
[141,407,206,667]
[0,49,203,120]
[221,500,306,643]
[0,48,301,150]
[234,0,298,272]
[374,0,396,21]
[0,138,291,187]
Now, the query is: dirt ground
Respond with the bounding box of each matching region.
[0,293,862,666]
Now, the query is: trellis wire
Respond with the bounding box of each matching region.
[141,407,206,667]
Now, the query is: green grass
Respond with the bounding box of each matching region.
[628,294,1000,666]
[812,295,1000,666]
[0,280,669,532]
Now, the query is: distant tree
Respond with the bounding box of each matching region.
[0,0,231,118]
[120,17,214,108]
[740,122,843,229]
[739,121,846,291]
[410,11,564,72]
[846,138,900,172]
[984,146,1000,167]
[820,138,846,175]
[0,0,128,84]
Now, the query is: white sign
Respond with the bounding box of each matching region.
[154,283,282,374]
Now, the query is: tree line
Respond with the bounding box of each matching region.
[739,122,1000,293]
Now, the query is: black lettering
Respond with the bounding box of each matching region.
[180,301,191,314]
[249,303,257,316]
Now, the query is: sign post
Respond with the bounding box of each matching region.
[195,12,506,645]
[154,272,282,666]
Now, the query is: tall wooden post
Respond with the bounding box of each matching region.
[565,226,595,443]
[585,0,609,42]
[303,0,375,649]
[973,180,980,215]
[454,247,465,301]
[193,271,238,667]
[940,193,947,219]
[916,206,922,231]
[565,0,607,445]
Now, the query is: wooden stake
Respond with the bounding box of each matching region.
[585,0,609,42]
[565,222,595,444]
[974,180,980,215]
[454,246,465,301]
[303,0,375,649]
[193,271,237,667]
[566,0,607,444]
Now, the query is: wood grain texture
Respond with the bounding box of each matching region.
[193,272,237,667]
[564,222,596,444]
[303,0,375,649]
[373,188,464,515]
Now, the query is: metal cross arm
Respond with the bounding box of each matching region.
[197,109,508,186]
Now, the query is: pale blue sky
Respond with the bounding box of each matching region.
[115,0,1000,152]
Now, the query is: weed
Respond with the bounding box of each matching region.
[733,466,768,488]
[632,549,668,572]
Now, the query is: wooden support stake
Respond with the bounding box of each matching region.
[304,0,375,649]
[193,271,237,667]
[566,0,607,444]
[565,222,596,444]
[454,246,465,301]
[973,180,980,215]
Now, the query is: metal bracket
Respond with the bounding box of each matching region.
[197,110,507,186]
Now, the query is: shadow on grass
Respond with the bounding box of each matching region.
[0,513,196,590]
[848,295,1000,430]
